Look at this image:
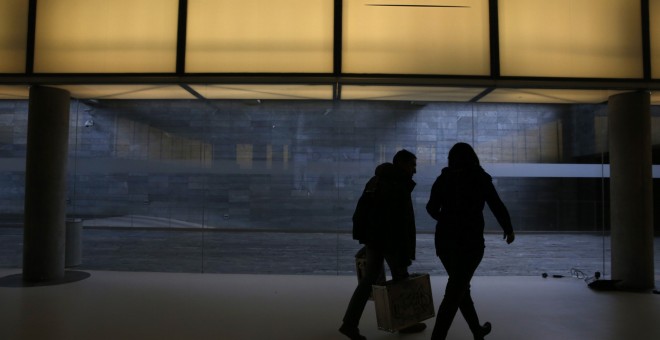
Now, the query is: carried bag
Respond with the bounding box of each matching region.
[354,246,386,300]
[372,273,435,332]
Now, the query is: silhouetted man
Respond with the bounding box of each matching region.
[340,149,426,340]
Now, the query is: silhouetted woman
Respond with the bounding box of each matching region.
[426,142,515,340]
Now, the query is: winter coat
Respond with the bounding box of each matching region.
[353,163,417,263]
[426,165,513,254]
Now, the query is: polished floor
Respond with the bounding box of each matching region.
[1,269,659,340]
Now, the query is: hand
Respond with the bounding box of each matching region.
[503,232,515,244]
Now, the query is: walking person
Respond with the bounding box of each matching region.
[426,143,515,340]
[339,149,426,340]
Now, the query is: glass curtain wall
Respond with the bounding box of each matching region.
[1,97,659,279]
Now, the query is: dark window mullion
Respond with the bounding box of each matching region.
[26,0,38,74]
[333,0,343,100]
[641,0,651,80]
[176,0,189,75]
[488,0,500,78]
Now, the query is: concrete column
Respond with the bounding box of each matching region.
[608,91,654,290]
[23,86,71,282]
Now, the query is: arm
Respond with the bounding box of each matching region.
[425,178,442,221]
[484,180,515,244]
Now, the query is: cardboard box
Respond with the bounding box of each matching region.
[372,273,435,332]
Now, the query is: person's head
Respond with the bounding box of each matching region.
[393,149,417,177]
[448,142,480,168]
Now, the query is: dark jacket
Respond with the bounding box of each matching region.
[426,165,513,253]
[352,163,417,262]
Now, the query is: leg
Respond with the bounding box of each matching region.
[341,246,385,331]
[383,253,410,281]
[458,288,490,339]
[456,250,487,339]
[431,248,483,340]
[383,253,427,334]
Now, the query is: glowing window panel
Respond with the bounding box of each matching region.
[53,85,195,100]
[191,85,333,100]
[652,0,660,79]
[0,86,29,99]
[34,0,178,73]
[341,85,485,101]
[499,0,643,78]
[0,0,28,73]
[186,0,334,73]
[480,89,627,104]
[343,0,490,75]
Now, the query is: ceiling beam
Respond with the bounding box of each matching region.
[1,74,658,91]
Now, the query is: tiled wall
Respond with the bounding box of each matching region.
[2,99,656,232]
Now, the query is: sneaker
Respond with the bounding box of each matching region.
[339,324,367,340]
[474,321,492,340]
[399,322,427,333]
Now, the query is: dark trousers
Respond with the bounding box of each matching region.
[342,245,410,328]
[431,247,485,340]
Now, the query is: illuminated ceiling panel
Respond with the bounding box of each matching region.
[34,0,178,73]
[343,0,490,75]
[0,0,28,73]
[52,85,195,100]
[499,0,643,78]
[341,86,485,101]
[186,0,334,73]
[480,89,628,104]
[191,85,334,100]
[0,86,29,100]
[652,0,660,79]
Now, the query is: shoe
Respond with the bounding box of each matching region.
[399,322,427,333]
[339,324,367,340]
[473,321,491,340]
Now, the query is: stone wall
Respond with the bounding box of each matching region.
[1,99,657,232]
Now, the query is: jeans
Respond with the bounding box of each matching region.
[431,247,485,340]
[342,245,410,328]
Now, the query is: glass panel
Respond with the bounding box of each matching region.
[0,99,27,268]
[340,86,485,101]
[34,0,178,73]
[5,97,659,278]
[191,84,334,100]
[0,86,29,100]
[0,0,28,73]
[481,89,627,104]
[499,0,643,78]
[343,0,490,75]
[54,85,196,100]
[653,92,660,105]
[186,0,334,73]
[652,0,660,79]
[68,101,211,272]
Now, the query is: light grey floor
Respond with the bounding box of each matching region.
[1,269,659,340]
[2,225,659,340]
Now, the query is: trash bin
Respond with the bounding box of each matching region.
[65,218,83,267]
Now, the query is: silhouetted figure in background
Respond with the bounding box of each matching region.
[340,149,426,340]
[426,143,515,340]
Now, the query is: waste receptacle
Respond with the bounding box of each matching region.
[65,218,83,267]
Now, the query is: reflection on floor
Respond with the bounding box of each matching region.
[1,269,658,340]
